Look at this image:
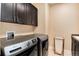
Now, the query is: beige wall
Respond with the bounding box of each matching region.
[76,4,79,32]
[33,3,46,34]
[49,4,79,51]
[0,22,34,37]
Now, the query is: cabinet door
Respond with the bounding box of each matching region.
[74,39,77,56]
[1,3,14,23]
[15,3,26,24]
[72,38,76,56]
[31,5,38,26]
[25,4,32,25]
[76,41,79,56]
[72,38,74,56]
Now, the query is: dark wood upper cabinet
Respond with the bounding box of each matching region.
[25,3,32,25]
[15,3,38,26]
[25,3,38,26]
[0,3,38,26]
[15,3,26,24]
[0,3,1,21]
[31,4,38,26]
[1,3,15,23]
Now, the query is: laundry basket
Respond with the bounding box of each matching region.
[54,37,64,56]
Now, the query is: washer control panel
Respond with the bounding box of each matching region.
[3,38,37,56]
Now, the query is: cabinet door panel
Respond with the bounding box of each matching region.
[31,6,38,26]
[72,39,74,56]
[72,38,76,56]
[25,4,32,25]
[1,3,14,23]
[15,3,26,24]
[76,41,79,56]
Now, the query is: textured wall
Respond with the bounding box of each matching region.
[49,4,79,51]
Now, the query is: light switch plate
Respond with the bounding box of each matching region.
[6,31,15,40]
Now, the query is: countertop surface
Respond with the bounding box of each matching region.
[0,34,48,48]
[0,34,35,48]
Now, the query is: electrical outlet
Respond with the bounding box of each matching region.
[6,31,15,40]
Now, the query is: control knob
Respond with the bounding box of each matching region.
[32,39,36,43]
[27,41,30,47]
